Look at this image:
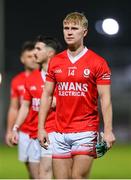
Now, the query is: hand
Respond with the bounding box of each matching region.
[102,131,116,149]
[38,129,50,149]
[5,131,13,147]
[11,131,19,145]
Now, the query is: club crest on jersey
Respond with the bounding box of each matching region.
[83,69,90,78]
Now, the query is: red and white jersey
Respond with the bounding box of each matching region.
[46,48,111,133]
[24,69,56,138]
[11,72,27,103]
[10,71,33,133]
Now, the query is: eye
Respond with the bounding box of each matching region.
[64,27,69,30]
[71,27,78,30]
[35,47,41,51]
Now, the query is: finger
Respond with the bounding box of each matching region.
[12,136,18,145]
[6,140,13,147]
[100,132,104,141]
[41,138,49,149]
[8,140,14,147]
[106,141,113,149]
[46,137,50,145]
[43,142,49,149]
[107,143,111,149]
[11,137,15,144]
[40,142,48,149]
[39,139,44,146]
[100,132,104,137]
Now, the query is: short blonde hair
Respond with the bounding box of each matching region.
[63,12,88,29]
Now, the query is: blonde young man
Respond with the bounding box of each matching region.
[38,12,115,179]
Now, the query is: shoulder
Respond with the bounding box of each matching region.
[85,49,111,76]
[26,69,40,83]
[11,71,25,83]
[88,49,107,64]
[49,50,67,64]
[28,69,39,77]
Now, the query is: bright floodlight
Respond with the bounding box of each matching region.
[102,18,119,35]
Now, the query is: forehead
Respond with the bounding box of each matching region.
[22,49,34,56]
[35,42,46,48]
[63,21,83,28]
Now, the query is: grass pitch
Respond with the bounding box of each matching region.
[0,144,131,179]
[90,143,131,179]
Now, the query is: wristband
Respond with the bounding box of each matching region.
[12,124,19,132]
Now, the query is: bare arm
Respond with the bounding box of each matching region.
[5,98,19,146]
[38,81,55,148]
[11,100,30,144]
[97,85,115,148]
[14,100,30,127]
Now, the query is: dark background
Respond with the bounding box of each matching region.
[5,0,131,71]
[1,0,131,142]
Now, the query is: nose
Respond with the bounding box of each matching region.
[34,49,37,56]
[67,29,73,35]
[33,51,37,59]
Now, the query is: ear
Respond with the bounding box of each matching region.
[84,29,88,37]
[20,56,24,64]
[48,49,55,58]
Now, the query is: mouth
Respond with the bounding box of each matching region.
[66,37,74,41]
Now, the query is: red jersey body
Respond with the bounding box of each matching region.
[24,69,55,138]
[10,71,33,133]
[46,48,111,133]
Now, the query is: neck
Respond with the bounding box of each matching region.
[24,69,32,76]
[41,61,48,72]
[67,44,85,57]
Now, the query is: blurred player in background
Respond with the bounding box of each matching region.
[38,12,116,179]
[5,41,39,178]
[11,36,62,178]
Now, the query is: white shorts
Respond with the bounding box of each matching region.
[40,132,54,157]
[18,131,41,163]
[52,131,97,159]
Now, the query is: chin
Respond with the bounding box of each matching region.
[36,61,40,64]
[65,39,74,44]
[67,41,74,45]
[68,43,75,48]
